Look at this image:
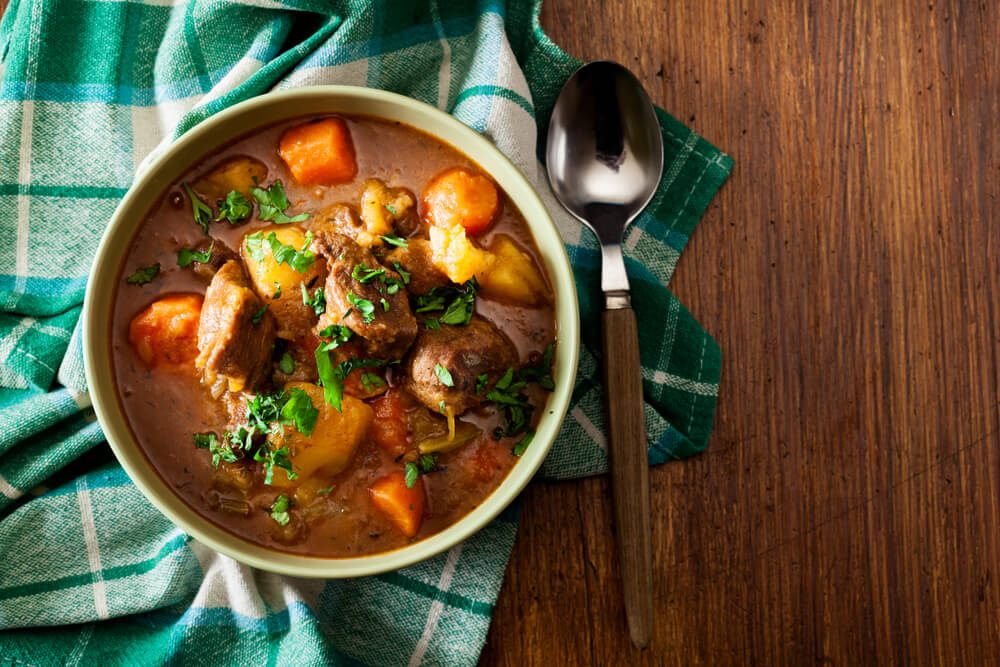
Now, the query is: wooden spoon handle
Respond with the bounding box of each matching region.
[602,306,654,649]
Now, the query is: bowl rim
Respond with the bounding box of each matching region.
[82,85,580,578]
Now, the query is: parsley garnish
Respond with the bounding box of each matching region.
[193,432,241,467]
[351,263,385,283]
[251,304,269,324]
[125,263,159,285]
[278,352,295,374]
[360,371,384,392]
[404,452,439,488]
[250,180,309,224]
[316,486,333,495]
[245,231,316,273]
[270,494,292,525]
[424,318,440,330]
[485,346,556,438]
[318,324,353,345]
[384,203,398,216]
[475,373,489,394]
[347,292,376,323]
[434,364,454,387]
[279,387,319,437]
[380,297,389,312]
[379,234,408,248]
[439,399,447,414]
[392,262,411,285]
[413,278,479,325]
[301,283,326,315]
[513,429,535,456]
[315,353,388,412]
[216,190,251,223]
[177,241,213,268]
[182,184,213,234]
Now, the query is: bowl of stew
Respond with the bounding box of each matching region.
[82,86,579,577]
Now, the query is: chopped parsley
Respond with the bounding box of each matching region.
[383,203,399,216]
[278,351,295,374]
[316,486,333,495]
[486,345,556,438]
[380,297,390,312]
[384,277,404,295]
[424,318,440,330]
[250,180,309,224]
[513,429,535,456]
[193,432,241,467]
[439,399,447,415]
[413,278,479,326]
[251,304,269,325]
[270,494,292,525]
[379,234,408,248]
[245,231,316,273]
[125,263,159,285]
[404,452,439,488]
[434,364,454,387]
[177,241,213,268]
[279,387,319,437]
[392,262,411,284]
[301,283,326,315]
[360,371,384,392]
[183,183,213,234]
[317,324,353,346]
[255,444,296,485]
[347,292,376,323]
[216,190,251,223]
[351,263,385,283]
[475,373,489,394]
[315,353,388,412]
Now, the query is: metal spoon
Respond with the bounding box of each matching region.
[546,60,663,649]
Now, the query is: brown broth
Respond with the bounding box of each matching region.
[111,115,556,557]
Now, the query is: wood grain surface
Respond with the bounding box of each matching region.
[481,1,1000,664]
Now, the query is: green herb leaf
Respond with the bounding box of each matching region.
[413,277,479,325]
[475,373,489,395]
[347,292,375,323]
[251,304,269,325]
[380,297,390,312]
[270,494,292,525]
[418,452,439,474]
[245,231,266,261]
[315,346,343,411]
[278,351,295,374]
[439,399,447,414]
[301,283,326,315]
[513,429,535,456]
[194,432,242,467]
[424,318,440,330]
[360,371,384,392]
[434,363,454,387]
[316,486,333,495]
[259,231,315,273]
[317,324,353,347]
[404,461,419,488]
[251,180,309,224]
[125,263,159,285]
[183,183,214,234]
[216,190,251,223]
[279,387,318,437]
[383,203,398,216]
[379,234,408,248]
[274,283,282,298]
[392,262,411,285]
[254,444,297,485]
[351,263,385,283]
[177,241,214,268]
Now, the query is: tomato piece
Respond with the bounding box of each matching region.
[370,472,426,538]
[371,389,411,455]
[127,294,203,369]
[422,168,499,235]
[278,118,357,185]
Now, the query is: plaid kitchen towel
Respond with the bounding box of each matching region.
[0,0,732,665]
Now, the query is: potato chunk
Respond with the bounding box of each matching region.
[359,178,414,246]
[479,235,551,305]
[268,382,373,485]
[428,221,495,284]
[192,156,268,203]
[128,294,203,369]
[240,226,321,340]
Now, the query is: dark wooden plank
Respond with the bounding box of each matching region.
[482,0,1000,664]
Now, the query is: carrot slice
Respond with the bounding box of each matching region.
[422,168,499,235]
[369,472,426,538]
[278,118,357,185]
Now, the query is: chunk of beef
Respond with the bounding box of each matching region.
[383,238,451,295]
[403,314,517,415]
[190,239,240,282]
[312,232,417,360]
[196,259,276,395]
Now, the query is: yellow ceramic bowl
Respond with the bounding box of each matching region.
[82,86,580,578]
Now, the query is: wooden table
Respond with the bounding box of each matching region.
[481,1,1000,664]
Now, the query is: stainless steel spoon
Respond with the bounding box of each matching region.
[546,60,664,649]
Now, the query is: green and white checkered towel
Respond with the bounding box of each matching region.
[0,0,732,664]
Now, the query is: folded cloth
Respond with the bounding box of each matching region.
[0,0,732,664]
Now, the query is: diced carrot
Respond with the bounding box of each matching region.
[128,294,203,369]
[371,389,411,455]
[422,168,499,235]
[278,118,357,185]
[370,472,426,538]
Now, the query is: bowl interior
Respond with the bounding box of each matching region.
[83,86,580,577]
